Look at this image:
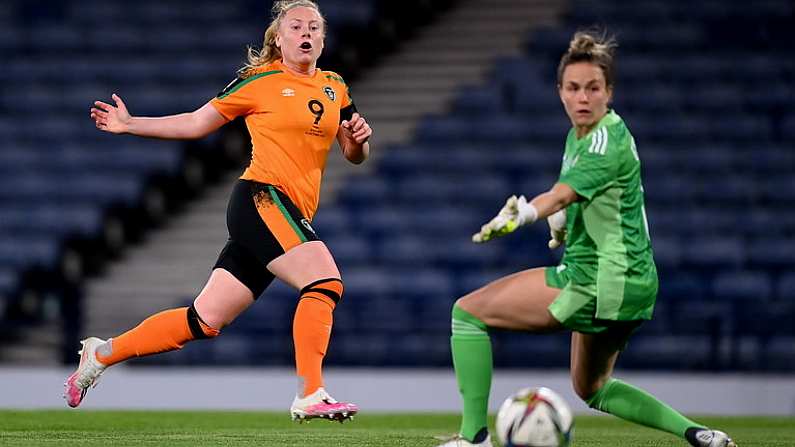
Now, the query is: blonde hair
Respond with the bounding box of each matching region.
[557,30,618,88]
[239,0,325,78]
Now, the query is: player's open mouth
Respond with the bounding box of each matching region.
[300,42,312,51]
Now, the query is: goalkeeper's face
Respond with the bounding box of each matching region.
[558,62,613,135]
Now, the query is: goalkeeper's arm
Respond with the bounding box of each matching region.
[528,182,579,222]
[473,182,579,243]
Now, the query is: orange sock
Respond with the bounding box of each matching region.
[293,279,342,397]
[96,306,219,367]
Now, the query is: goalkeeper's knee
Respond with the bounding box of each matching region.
[451,302,489,338]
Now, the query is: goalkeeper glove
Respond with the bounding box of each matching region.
[546,209,567,249]
[472,195,538,243]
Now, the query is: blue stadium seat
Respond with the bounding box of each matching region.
[782,114,795,141]
[776,272,795,301]
[641,175,697,206]
[377,146,428,179]
[377,235,436,266]
[620,335,713,370]
[358,298,414,332]
[452,85,504,116]
[321,0,375,27]
[618,83,683,113]
[415,117,472,143]
[682,208,740,236]
[355,205,414,239]
[495,334,570,367]
[511,83,561,115]
[491,56,546,88]
[311,206,350,236]
[762,336,795,371]
[436,238,507,269]
[759,176,795,204]
[324,233,371,266]
[649,235,682,271]
[712,271,772,301]
[339,267,393,302]
[657,272,709,302]
[432,147,495,173]
[682,237,745,271]
[747,209,795,237]
[0,204,103,238]
[709,115,772,142]
[0,268,21,317]
[0,174,144,208]
[683,84,745,112]
[668,300,731,336]
[747,239,795,270]
[337,176,390,209]
[0,236,61,271]
[695,176,758,207]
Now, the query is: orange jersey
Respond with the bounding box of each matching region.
[210,60,354,219]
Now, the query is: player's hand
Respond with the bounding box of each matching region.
[340,113,372,145]
[547,209,567,249]
[472,195,537,243]
[90,93,131,134]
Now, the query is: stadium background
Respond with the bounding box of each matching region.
[1,0,794,415]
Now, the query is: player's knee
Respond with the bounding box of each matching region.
[300,278,343,309]
[572,375,605,404]
[187,305,220,339]
[453,296,476,316]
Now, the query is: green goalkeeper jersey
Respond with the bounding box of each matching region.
[557,109,658,321]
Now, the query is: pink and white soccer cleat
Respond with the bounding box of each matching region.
[290,387,358,423]
[63,337,107,408]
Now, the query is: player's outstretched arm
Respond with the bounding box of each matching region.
[90,94,228,140]
[337,112,372,164]
[472,183,578,243]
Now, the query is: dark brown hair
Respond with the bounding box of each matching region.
[556,30,617,88]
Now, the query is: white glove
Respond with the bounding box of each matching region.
[472,195,538,243]
[547,209,567,249]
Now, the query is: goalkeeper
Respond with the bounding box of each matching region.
[438,31,735,447]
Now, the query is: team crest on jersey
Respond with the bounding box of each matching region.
[323,86,336,101]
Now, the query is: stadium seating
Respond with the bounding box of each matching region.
[311,0,795,371]
[3,0,793,372]
[0,0,390,345]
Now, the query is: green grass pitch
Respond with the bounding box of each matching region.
[0,411,792,446]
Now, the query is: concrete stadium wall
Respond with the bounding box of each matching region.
[3,367,795,415]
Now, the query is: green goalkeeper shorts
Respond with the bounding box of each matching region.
[545,266,642,346]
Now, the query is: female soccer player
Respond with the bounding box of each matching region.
[65,0,371,422]
[438,31,735,447]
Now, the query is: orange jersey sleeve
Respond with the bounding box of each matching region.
[209,62,357,219]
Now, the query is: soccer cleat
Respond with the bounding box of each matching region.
[686,428,737,447]
[434,433,493,447]
[290,387,358,423]
[63,337,108,408]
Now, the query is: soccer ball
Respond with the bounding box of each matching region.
[495,387,574,447]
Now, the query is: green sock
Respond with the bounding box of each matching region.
[586,378,705,439]
[451,304,492,442]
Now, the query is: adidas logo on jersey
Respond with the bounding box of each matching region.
[282,88,295,97]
